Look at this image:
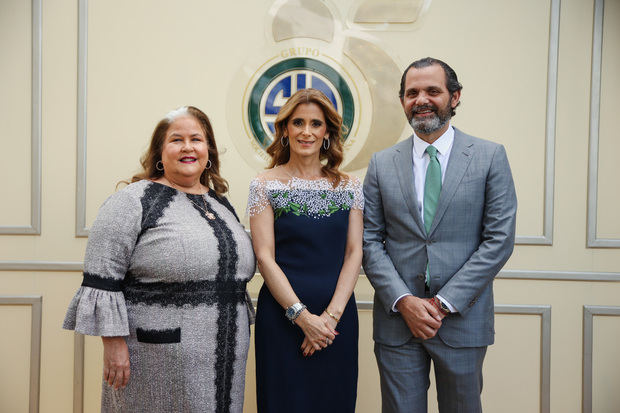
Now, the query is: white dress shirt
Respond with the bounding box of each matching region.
[392,125,457,313]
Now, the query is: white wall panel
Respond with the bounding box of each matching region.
[592,312,620,412]
[0,304,32,412]
[588,0,620,246]
[583,306,620,413]
[0,0,41,234]
[0,296,42,413]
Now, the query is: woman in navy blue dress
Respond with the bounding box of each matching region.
[247,88,363,412]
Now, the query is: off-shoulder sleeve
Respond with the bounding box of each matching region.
[246,178,271,217]
[63,188,142,336]
[350,176,364,211]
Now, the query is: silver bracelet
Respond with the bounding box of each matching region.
[285,302,307,323]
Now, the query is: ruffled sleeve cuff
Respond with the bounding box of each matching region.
[62,286,129,336]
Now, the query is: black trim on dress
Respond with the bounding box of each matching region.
[139,183,176,238]
[189,193,240,413]
[81,272,123,291]
[122,276,247,307]
[136,327,181,343]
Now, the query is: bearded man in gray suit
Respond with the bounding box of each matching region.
[362,57,517,412]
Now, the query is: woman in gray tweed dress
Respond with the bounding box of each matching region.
[63,106,255,412]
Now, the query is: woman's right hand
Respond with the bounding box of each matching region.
[295,310,337,356]
[102,336,130,389]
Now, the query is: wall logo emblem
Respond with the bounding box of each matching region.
[247,57,355,149]
[226,0,411,172]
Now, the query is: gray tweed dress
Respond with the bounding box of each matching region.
[63,180,256,413]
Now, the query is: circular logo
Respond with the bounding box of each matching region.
[247,58,355,149]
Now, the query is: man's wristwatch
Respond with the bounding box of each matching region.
[431,296,450,315]
[285,302,307,323]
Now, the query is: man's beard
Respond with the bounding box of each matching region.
[408,102,452,135]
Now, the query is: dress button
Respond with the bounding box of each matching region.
[417,274,425,280]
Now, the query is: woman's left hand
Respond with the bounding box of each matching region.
[320,311,338,332]
[300,312,338,357]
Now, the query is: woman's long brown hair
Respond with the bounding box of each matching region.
[265,88,346,187]
[125,106,228,196]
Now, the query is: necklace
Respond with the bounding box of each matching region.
[164,179,216,220]
[186,194,216,220]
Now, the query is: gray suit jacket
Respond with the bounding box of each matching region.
[362,128,517,348]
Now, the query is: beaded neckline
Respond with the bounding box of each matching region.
[246,176,364,219]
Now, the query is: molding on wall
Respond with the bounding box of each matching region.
[497,269,620,282]
[0,0,41,235]
[73,333,84,413]
[582,305,620,413]
[0,261,84,271]
[587,0,619,248]
[515,0,559,246]
[1,261,620,282]
[75,0,89,237]
[0,296,42,413]
[495,304,551,413]
[358,268,620,282]
[358,301,551,413]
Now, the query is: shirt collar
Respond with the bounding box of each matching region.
[412,125,454,159]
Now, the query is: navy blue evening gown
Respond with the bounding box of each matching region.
[247,176,363,413]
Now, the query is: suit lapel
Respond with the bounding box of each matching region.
[393,138,426,236]
[428,129,473,235]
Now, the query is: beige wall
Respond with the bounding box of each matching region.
[1,0,619,412]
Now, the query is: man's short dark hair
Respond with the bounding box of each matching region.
[398,57,463,116]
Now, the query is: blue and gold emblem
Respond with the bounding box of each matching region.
[247,58,355,149]
[227,0,411,171]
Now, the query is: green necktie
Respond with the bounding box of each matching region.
[424,145,442,234]
[424,145,441,286]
